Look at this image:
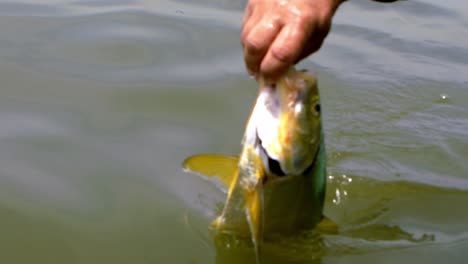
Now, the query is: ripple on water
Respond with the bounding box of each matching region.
[31,12,184,70]
[8,8,243,83]
[0,1,68,16]
[0,113,85,210]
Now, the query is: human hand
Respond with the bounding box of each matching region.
[241,0,344,82]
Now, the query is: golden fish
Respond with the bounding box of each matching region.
[183,68,335,261]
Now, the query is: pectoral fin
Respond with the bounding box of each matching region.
[182,154,238,187]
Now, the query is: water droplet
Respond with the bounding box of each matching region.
[333,189,341,205]
[438,93,451,103]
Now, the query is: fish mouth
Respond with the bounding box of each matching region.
[258,137,285,177]
[257,135,318,178]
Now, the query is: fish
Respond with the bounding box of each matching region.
[183,68,335,262]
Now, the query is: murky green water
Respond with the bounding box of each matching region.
[0,0,467,263]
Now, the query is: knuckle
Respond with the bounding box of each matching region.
[271,45,295,63]
[241,29,249,44]
[297,15,320,34]
[244,36,264,54]
[295,8,330,32]
[297,10,315,24]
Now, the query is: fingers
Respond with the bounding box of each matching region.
[260,21,314,81]
[241,0,338,81]
[242,18,282,76]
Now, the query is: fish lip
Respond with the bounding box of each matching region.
[256,129,320,178]
[258,139,286,177]
[255,129,286,178]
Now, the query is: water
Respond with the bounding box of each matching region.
[0,0,467,263]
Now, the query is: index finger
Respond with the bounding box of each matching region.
[243,18,282,76]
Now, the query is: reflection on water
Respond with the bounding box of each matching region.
[0,0,468,263]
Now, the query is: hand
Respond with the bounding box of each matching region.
[242,0,344,81]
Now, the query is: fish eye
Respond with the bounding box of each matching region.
[314,104,321,113]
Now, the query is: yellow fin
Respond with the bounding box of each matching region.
[245,184,264,264]
[182,154,238,187]
[315,216,339,235]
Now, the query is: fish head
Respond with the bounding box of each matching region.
[256,68,322,177]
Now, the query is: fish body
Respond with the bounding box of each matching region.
[183,68,329,258]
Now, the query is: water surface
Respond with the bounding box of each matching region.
[0,0,467,263]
